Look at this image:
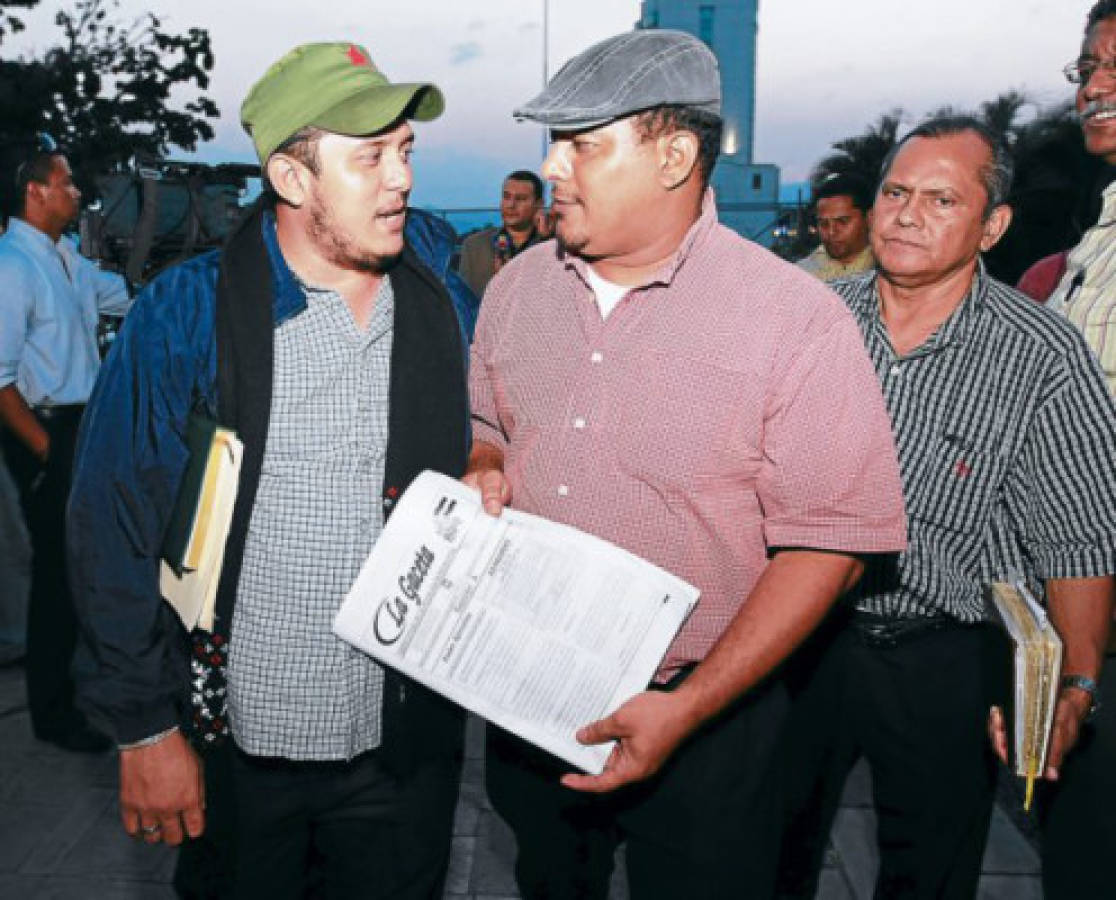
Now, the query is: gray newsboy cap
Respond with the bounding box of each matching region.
[514,29,721,130]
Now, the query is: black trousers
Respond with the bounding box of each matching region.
[176,740,461,900]
[776,618,999,900]
[1040,652,1116,899]
[1,405,85,736]
[486,674,789,900]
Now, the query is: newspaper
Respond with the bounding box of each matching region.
[333,471,699,773]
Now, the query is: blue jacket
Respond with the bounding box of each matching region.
[405,207,479,342]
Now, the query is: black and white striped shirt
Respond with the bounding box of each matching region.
[834,266,1116,621]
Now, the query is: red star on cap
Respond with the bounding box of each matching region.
[347,44,370,67]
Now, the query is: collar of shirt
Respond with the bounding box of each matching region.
[849,260,990,357]
[5,217,71,272]
[261,210,311,326]
[1097,179,1116,228]
[559,188,718,291]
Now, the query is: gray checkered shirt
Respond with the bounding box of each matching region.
[228,276,394,760]
[834,266,1116,621]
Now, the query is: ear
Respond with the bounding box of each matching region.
[658,130,700,191]
[23,180,46,211]
[866,208,875,230]
[266,154,312,208]
[979,203,1012,253]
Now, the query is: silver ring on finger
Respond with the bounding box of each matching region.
[141,823,162,836]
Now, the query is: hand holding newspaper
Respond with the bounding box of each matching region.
[333,471,699,773]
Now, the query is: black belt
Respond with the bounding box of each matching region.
[33,403,84,423]
[851,611,958,649]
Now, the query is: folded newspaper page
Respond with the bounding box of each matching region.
[333,471,699,773]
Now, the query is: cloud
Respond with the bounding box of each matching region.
[450,41,483,65]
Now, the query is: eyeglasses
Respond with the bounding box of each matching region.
[1064,57,1116,85]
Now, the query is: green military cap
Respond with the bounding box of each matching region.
[241,42,444,164]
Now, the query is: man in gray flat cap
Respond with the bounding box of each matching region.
[464,28,907,899]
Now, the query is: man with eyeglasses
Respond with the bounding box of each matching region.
[1003,3,1116,894]
[0,134,129,753]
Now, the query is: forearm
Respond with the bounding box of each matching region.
[1048,575,1114,682]
[0,383,49,460]
[673,550,863,726]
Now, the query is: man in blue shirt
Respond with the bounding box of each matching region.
[0,135,129,753]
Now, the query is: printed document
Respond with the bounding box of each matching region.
[333,471,699,773]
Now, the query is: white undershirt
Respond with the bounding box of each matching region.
[584,265,629,319]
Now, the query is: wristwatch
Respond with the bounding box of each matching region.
[1060,674,1101,723]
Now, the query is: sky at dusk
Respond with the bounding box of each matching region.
[8,0,1089,215]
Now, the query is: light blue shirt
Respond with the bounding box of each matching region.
[0,218,130,405]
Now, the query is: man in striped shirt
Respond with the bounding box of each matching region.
[777,116,1116,899]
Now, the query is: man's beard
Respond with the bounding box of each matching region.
[307,188,396,274]
[553,217,588,257]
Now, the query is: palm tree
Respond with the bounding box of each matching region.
[809,110,904,191]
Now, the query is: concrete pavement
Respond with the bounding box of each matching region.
[0,662,1042,899]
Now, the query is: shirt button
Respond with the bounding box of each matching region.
[889,364,901,377]
[573,417,586,430]
[557,484,570,497]
[590,351,603,364]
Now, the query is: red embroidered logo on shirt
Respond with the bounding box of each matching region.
[954,459,972,479]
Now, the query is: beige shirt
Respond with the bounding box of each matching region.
[796,243,875,283]
[1049,181,1116,397]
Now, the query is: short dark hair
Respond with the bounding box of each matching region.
[1087,0,1116,33]
[12,150,59,217]
[262,125,324,201]
[633,104,723,191]
[505,170,544,202]
[813,173,872,214]
[880,115,1013,218]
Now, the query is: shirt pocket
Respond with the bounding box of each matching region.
[907,431,1007,536]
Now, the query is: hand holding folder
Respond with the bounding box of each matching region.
[159,413,243,632]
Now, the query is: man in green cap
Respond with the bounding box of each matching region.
[68,42,469,897]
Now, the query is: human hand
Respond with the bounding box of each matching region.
[988,690,1092,781]
[462,467,511,516]
[1044,688,1092,779]
[560,690,700,794]
[119,730,205,845]
[987,705,1009,766]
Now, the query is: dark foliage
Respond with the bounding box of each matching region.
[804,94,1111,284]
[0,0,218,209]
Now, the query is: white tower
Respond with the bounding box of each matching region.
[638,0,780,244]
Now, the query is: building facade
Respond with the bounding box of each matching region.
[638,0,780,244]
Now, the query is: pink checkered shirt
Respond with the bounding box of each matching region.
[469,197,907,675]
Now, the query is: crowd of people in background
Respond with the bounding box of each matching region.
[0,4,1115,900]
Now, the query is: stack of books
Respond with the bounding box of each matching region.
[987,580,1063,810]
